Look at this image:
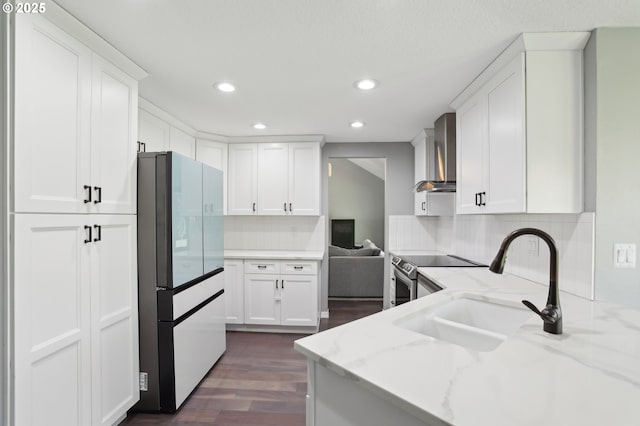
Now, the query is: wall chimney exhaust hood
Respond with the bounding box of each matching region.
[415,112,456,193]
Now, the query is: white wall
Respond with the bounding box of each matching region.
[224,216,325,252]
[585,28,640,308]
[329,158,385,248]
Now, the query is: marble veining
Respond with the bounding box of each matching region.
[295,267,640,426]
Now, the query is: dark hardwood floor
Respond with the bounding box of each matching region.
[124,299,382,426]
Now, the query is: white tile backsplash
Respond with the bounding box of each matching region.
[389,213,595,299]
[444,213,595,300]
[388,216,438,252]
[224,215,325,251]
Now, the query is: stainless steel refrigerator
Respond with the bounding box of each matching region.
[135,151,225,413]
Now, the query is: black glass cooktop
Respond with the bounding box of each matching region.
[397,255,485,268]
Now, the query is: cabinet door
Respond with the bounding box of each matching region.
[244,275,280,325]
[196,139,228,215]
[13,15,92,214]
[280,275,318,327]
[90,56,138,215]
[413,137,427,216]
[258,144,289,215]
[13,214,92,426]
[288,143,320,216]
[228,144,258,215]
[223,260,244,324]
[485,55,526,213]
[138,109,170,153]
[89,216,139,426]
[169,127,196,159]
[456,92,486,214]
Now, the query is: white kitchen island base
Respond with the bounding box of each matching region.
[307,360,440,426]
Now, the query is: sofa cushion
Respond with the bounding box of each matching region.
[329,245,351,256]
[349,248,375,256]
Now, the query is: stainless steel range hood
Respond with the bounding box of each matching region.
[415,112,456,193]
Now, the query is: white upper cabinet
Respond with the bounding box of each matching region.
[452,33,588,214]
[288,143,320,216]
[90,56,138,215]
[412,130,454,216]
[456,92,486,214]
[13,15,138,215]
[413,132,428,215]
[258,144,289,215]
[196,139,228,215]
[138,109,170,153]
[14,15,92,214]
[228,141,321,216]
[228,144,259,215]
[169,127,196,159]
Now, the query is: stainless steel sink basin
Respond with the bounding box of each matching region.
[394,296,534,352]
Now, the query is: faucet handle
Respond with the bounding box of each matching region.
[522,300,557,324]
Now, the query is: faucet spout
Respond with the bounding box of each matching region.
[489,228,562,335]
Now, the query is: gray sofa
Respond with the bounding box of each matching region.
[328,240,384,298]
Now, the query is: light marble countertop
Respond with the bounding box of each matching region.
[224,250,324,260]
[295,267,640,426]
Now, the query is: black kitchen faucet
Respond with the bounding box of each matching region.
[489,228,563,335]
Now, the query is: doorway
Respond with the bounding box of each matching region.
[327,158,386,300]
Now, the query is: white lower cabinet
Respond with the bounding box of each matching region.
[13,214,138,426]
[223,260,244,324]
[226,258,319,329]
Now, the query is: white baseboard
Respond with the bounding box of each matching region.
[320,310,330,319]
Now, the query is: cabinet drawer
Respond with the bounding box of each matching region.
[281,261,317,275]
[245,260,280,274]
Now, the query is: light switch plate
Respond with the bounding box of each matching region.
[613,243,636,269]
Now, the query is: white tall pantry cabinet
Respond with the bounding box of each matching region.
[9,8,147,426]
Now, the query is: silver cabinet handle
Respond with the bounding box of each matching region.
[284,202,287,212]
[276,279,279,289]
[252,202,256,212]
[289,203,292,212]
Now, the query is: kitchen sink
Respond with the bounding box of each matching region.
[394,296,534,352]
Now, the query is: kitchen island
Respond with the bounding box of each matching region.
[294,268,640,426]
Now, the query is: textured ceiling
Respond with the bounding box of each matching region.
[54,0,640,142]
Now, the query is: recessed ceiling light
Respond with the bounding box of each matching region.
[214,82,236,93]
[350,121,365,128]
[354,79,378,90]
[253,123,267,130]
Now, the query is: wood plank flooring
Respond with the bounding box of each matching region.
[124,299,382,426]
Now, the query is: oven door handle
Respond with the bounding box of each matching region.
[393,269,417,300]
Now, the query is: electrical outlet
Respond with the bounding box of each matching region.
[613,243,636,269]
[527,236,539,257]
